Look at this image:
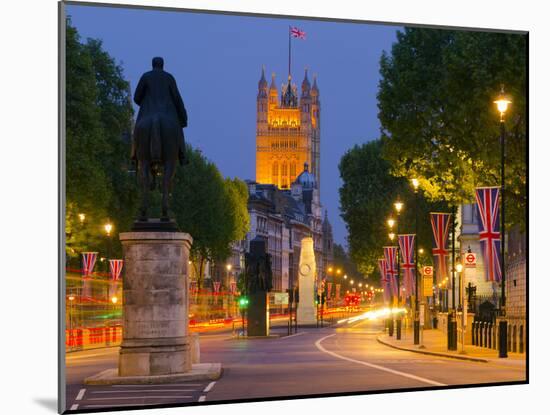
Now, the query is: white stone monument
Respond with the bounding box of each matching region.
[297,237,317,325]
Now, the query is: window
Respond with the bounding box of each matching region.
[272,162,279,185]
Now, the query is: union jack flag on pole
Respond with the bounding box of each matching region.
[383,246,399,298]
[475,187,502,282]
[430,213,451,283]
[290,26,306,39]
[398,234,416,298]
[378,258,391,304]
[82,252,98,277]
[109,259,124,281]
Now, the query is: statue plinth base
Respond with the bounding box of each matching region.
[247,291,269,337]
[131,218,178,232]
[118,231,192,377]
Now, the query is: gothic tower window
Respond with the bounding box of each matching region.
[272,162,279,186]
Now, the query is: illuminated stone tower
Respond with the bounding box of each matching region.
[256,67,321,191]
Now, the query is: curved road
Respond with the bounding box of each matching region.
[65,318,525,410]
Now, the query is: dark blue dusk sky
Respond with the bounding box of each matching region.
[67,4,400,247]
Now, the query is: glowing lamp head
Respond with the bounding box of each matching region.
[388,232,396,241]
[111,296,118,304]
[78,213,86,223]
[68,295,75,301]
[336,269,341,275]
[343,274,348,279]
[419,248,424,254]
[494,86,511,118]
[411,178,419,191]
[394,200,404,214]
[226,264,232,271]
[455,263,463,273]
[387,218,396,229]
[328,267,333,273]
[350,280,354,285]
[104,222,113,236]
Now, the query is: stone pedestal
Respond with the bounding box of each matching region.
[248,291,269,336]
[297,237,316,325]
[118,231,193,377]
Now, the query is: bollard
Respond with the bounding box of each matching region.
[488,323,492,348]
[471,321,475,345]
[512,325,517,353]
[190,333,200,364]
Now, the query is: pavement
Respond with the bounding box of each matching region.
[377,325,526,367]
[65,314,527,412]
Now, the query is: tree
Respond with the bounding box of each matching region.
[65,19,135,265]
[339,139,444,278]
[378,28,526,229]
[171,146,249,287]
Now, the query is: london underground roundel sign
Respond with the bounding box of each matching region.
[464,252,477,267]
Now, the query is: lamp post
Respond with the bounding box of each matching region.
[455,261,466,354]
[387,218,396,337]
[411,178,420,345]
[104,221,113,271]
[494,86,511,358]
[394,199,403,340]
[448,206,457,351]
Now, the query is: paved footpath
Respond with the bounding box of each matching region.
[377,326,526,367]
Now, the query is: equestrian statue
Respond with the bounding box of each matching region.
[131,57,188,223]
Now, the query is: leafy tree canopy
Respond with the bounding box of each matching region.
[378,28,526,229]
[339,139,445,279]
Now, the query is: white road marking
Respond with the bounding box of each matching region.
[91,389,198,393]
[315,334,447,387]
[75,388,86,401]
[70,404,78,410]
[198,395,206,402]
[203,381,216,392]
[280,332,306,339]
[110,383,202,387]
[87,396,192,400]
[83,403,156,408]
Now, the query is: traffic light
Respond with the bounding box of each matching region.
[238,296,249,308]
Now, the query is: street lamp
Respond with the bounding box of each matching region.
[494,85,511,359]
[394,198,403,340]
[387,217,396,229]
[411,177,421,345]
[388,232,395,241]
[455,261,465,354]
[343,274,348,280]
[78,213,86,223]
[104,222,113,236]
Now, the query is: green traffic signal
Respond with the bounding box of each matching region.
[238,296,249,308]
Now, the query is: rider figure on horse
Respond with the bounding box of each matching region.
[132,57,188,221]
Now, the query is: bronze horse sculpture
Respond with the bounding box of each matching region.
[132,57,187,221]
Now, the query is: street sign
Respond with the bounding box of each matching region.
[272,292,289,305]
[464,252,477,268]
[423,275,433,297]
[422,266,433,276]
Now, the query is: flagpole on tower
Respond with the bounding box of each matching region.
[288,25,291,78]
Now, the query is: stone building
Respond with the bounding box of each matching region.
[255,68,321,193]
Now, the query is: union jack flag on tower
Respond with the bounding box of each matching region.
[290,26,306,39]
[430,213,451,283]
[475,186,502,282]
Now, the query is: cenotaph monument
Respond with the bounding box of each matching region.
[297,237,317,325]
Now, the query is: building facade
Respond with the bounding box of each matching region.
[256,68,321,192]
